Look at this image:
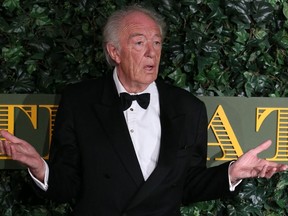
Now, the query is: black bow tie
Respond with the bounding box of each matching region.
[120,92,150,111]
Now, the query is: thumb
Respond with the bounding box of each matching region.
[252,139,272,155]
[0,130,23,144]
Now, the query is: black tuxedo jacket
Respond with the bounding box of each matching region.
[40,74,238,216]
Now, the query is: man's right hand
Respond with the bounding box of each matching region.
[0,130,45,182]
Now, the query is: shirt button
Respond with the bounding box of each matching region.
[130,129,134,133]
[130,108,134,111]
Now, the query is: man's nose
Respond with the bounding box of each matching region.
[145,42,156,58]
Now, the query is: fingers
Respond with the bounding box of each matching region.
[0,130,28,158]
[0,140,5,155]
[257,163,288,179]
[251,139,272,155]
[0,138,14,156]
[0,130,17,156]
[0,130,23,144]
[257,165,274,178]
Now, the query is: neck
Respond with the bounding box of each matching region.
[122,83,149,93]
[117,75,150,93]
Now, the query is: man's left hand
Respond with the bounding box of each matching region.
[229,139,288,184]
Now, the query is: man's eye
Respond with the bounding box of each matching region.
[136,41,143,45]
[154,41,162,47]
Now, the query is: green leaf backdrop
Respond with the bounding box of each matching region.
[1,0,288,215]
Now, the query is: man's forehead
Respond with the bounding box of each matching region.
[121,21,161,38]
[122,11,160,29]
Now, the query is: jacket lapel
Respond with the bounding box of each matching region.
[92,75,144,187]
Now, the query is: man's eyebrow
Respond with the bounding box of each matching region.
[129,33,162,39]
[129,33,145,39]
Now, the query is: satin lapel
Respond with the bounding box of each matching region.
[92,75,144,187]
[126,80,186,209]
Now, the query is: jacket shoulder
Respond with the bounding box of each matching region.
[62,78,105,96]
[156,79,205,108]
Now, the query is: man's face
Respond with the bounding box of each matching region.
[109,11,162,92]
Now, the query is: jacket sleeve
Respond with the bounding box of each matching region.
[182,101,241,204]
[44,87,82,203]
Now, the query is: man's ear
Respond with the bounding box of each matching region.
[106,43,120,64]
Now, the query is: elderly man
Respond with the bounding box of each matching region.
[0,4,287,216]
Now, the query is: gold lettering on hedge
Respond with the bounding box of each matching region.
[256,108,288,161]
[208,105,243,160]
[0,105,37,159]
[39,105,58,159]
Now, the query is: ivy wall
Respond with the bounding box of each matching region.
[1,0,288,215]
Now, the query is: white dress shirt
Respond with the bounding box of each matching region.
[113,69,161,180]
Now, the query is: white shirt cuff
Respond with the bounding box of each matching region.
[228,161,242,191]
[28,158,49,191]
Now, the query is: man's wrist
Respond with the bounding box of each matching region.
[28,159,49,191]
[29,157,46,182]
[228,161,242,191]
[229,161,240,184]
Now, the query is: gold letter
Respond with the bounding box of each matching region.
[256,108,288,161]
[39,105,58,159]
[208,105,243,161]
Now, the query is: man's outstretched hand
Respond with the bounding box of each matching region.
[229,140,288,184]
[0,130,45,182]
